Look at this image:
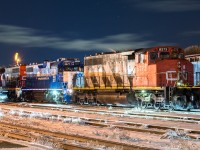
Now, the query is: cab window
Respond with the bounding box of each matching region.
[171,51,178,58]
[178,53,184,59]
[149,52,158,61]
[160,52,170,59]
[139,54,144,63]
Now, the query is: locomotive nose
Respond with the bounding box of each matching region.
[157,59,193,87]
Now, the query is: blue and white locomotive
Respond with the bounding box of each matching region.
[0,57,83,103]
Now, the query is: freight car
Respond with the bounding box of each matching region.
[72,46,200,109]
[0,58,83,103]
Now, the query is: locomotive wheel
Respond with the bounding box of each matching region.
[88,99,94,105]
[172,97,186,110]
[154,102,161,110]
[167,102,174,111]
[92,98,98,106]
[136,99,141,108]
[136,99,147,109]
[79,99,84,105]
[141,101,147,109]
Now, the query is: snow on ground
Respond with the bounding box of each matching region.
[0,103,200,149]
[0,136,53,150]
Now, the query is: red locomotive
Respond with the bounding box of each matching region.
[73,46,197,109]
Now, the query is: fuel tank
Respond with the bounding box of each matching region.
[96,90,135,105]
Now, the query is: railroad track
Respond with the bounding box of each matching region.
[1,107,200,140]
[1,103,200,149]
[22,103,200,124]
[0,121,157,150]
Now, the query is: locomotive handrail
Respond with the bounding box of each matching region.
[73,86,131,90]
[73,86,164,90]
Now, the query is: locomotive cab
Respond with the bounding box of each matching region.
[133,46,194,109]
[149,47,184,63]
[134,46,193,87]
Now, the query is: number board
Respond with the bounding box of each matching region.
[158,48,168,51]
[65,61,75,66]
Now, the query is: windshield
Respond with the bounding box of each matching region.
[150,52,158,61]
[160,52,170,59]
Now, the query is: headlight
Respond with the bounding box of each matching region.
[67,89,73,94]
[0,94,7,100]
[52,90,58,95]
[177,80,183,86]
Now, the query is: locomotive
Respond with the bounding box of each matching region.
[72,46,199,109]
[0,46,200,110]
[0,58,83,103]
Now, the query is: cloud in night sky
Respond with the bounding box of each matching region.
[0,24,170,51]
[133,0,200,12]
[182,30,200,36]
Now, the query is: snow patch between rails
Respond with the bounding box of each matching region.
[161,129,190,140]
[30,112,51,119]
[7,108,85,125]
[93,128,141,143]
[0,109,4,118]
[63,117,85,124]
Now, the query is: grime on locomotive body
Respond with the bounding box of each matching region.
[73,46,200,109]
[0,58,83,103]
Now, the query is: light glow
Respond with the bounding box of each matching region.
[52,90,58,95]
[15,53,18,61]
[68,89,73,94]
[14,52,20,65]
[177,80,183,86]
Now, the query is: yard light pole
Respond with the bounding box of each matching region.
[14,52,20,65]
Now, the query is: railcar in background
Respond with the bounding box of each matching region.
[73,46,198,109]
[0,67,8,102]
[0,67,5,87]
[184,54,200,109]
[185,54,200,86]
[0,64,26,101]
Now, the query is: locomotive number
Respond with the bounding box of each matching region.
[159,48,168,51]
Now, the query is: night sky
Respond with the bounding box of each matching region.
[0,0,199,66]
